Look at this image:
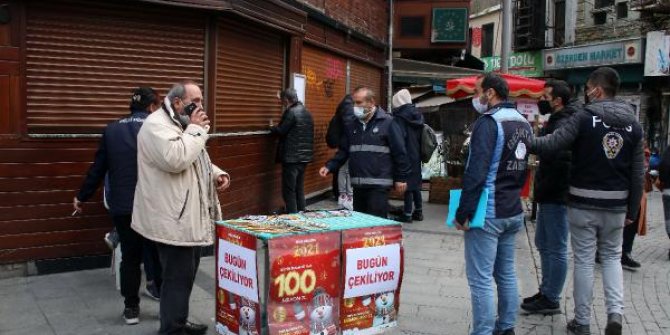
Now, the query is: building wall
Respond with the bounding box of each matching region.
[297,0,389,43]
[468,9,501,58]
[393,0,470,50]
[575,0,642,44]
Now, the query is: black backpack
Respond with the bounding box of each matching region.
[421,124,438,163]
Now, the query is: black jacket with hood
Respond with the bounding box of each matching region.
[531,98,645,220]
[271,102,314,163]
[326,95,355,149]
[533,99,580,204]
[393,103,424,191]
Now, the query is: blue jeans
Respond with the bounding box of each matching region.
[464,213,524,335]
[535,203,568,303]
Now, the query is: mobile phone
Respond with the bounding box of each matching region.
[184,102,198,116]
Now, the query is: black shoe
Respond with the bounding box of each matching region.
[184,321,208,335]
[412,211,424,221]
[567,319,590,335]
[396,214,412,223]
[522,291,543,304]
[143,281,161,301]
[605,313,622,335]
[621,253,641,271]
[123,306,140,325]
[496,329,515,335]
[521,295,560,315]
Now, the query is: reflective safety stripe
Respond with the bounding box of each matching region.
[351,177,394,187]
[349,144,390,154]
[569,186,629,200]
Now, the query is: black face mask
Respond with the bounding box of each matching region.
[538,100,553,115]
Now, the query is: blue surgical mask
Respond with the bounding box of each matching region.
[354,106,367,120]
[472,96,488,114]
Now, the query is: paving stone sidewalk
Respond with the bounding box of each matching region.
[1,192,669,335]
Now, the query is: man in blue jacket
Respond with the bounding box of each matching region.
[319,86,410,218]
[73,87,161,326]
[454,74,532,335]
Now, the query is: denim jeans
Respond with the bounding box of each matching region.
[464,213,524,335]
[663,195,670,238]
[281,163,307,213]
[568,207,624,325]
[535,203,568,304]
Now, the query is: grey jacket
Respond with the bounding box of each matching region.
[530,99,645,220]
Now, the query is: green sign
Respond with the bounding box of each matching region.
[431,8,468,43]
[481,51,544,77]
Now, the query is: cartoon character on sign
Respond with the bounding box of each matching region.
[238,298,258,335]
[372,291,396,326]
[309,288,337,335]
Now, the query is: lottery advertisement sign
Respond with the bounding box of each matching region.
[340,226,403,335]
[215,226,262,335]
[267,232,341,335]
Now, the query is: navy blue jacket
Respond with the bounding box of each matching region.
[76,110,149,216]
[393,104,424,191]
[326,107,410,189]
[456,102,532,223]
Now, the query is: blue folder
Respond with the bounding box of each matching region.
[446,188,489,229]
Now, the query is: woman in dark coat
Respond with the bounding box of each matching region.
[392,89,424,222]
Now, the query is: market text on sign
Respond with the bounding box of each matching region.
[357,256,388,270]
[348,271,395,289]
[220,252,254,289]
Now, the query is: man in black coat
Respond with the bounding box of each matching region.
[271,88,314,213]
[522,79,578,315]
[392,89,424,223]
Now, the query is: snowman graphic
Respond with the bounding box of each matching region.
[238,298,259,335]
[372,291,396,326]
[309,288,337,335]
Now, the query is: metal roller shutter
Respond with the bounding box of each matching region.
[301,45,346,193]
[215,15,286,132]
[25,0,206,134]
[349,60,382,100]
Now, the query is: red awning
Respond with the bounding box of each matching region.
[446,73,545,100]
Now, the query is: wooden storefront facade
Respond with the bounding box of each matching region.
[0,0,387,267]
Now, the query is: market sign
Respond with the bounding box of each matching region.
[543,38,643,70]
[431,8,468,43]
[482,51,543,77]
[644,30,670,76]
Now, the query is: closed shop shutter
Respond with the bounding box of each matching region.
[301,45,346,193]
[25,0,206,134]
[349,60,382,100]
[215,15,286,132]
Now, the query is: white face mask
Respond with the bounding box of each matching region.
[472,96,488,114]
[354,106,368,120]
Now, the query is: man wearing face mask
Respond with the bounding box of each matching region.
[319,86,410,218]
[530,67,644,335]
[455,73,532,335]
[133,81,231,335]
[521,79,579,315]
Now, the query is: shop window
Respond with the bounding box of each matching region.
[554,0,566,46]
[593,12,607,25]
[400,16,424,37]
[481,23,494,58]
[617,2,628,18]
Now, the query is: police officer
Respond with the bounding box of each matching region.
[319,86,410,218]
[530,67,644,335]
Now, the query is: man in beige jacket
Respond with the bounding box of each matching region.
[132,81,230,335]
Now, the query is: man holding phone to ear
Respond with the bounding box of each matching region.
[133,81,231,335]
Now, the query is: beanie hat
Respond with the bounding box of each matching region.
[392,89,412,108]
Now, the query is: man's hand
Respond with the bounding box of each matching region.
[190,108,210,129]
[73,197,83,215]
[217,174,231,191]
[454,218,470,231]
[319,167,330,177]
[625,218,634,226]
[394,182,407,194]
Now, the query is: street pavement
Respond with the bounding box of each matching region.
[1,191,670,335]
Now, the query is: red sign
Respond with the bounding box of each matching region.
[268,232,341,335]
[216,225,262,335]
[340,226,403,334]
[472,27,482,48]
